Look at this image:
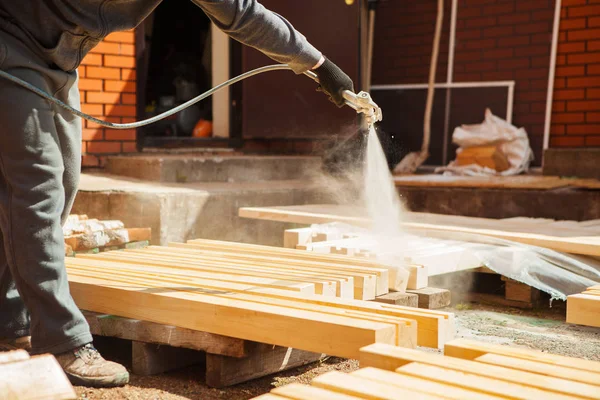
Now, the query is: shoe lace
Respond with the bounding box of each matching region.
[75,343,101,362]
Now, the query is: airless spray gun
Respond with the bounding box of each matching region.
[0,64,382,129]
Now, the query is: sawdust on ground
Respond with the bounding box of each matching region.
[75,303,600,400]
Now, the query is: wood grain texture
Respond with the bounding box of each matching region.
[567,293,600,328]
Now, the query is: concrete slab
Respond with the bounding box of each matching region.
[72,173,332,246]
[105,154,323,183]
[543,148,600,179]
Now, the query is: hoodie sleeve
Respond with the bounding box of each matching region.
[190,0,323,74]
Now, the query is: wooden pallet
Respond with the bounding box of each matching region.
[567,284,600,327]
[0,350,75,399]
[66,240,456,356]
[84,311,324,388]
[254,339,600,399]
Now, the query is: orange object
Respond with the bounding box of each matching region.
[193,119,213,138]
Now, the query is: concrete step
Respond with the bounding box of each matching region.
[105,154,323,183]
[72,173,334,246]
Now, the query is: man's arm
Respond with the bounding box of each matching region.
[192,0,353,106]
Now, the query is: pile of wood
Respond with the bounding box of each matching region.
[65,239,456,358]
[568,284,600,328]
[0,350,75,400]
[254,339,600,399]
[64,214,151,255]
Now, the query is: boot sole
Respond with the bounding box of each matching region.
[66,371,130,388]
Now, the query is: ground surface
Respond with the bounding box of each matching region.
[74,301,600,400]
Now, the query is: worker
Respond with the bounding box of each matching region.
[0,0,354,388]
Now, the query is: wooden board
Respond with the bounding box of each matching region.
[393,174,575,189]
[406,287,451,309]
[271,383,364,400]
[0,353,76,400]
[68,274,397,360]
[567,293,600,328]
[359,343,600,400]
[444,338,600,374]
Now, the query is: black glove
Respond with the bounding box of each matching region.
[313,57,354,107]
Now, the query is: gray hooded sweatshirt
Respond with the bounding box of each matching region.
[0,0,322,74]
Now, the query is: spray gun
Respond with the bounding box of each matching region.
[303,70,383,127]
[0,64,382,129]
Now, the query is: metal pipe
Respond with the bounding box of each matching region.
[543,0,562,151]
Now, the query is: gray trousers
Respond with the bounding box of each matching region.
[0,30,92,354]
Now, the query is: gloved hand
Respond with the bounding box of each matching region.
[313,57,354,107]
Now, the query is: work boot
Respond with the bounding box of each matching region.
[55,343,129,387]
[0,336,32,352]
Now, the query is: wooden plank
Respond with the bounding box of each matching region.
[373,292,418,307]
[168,242,389,296]
[311,370,443,400]
[131,341,204,376]
[352,367,503,400]
[67,257,316,295]
[504,279,540,303]
[475,353,600,387]
[444,338,600,374]
[406,287,451,309]
[284,228,313,249]
[396,362,579,400]
[83,311,247,357]
[69,259,453,349]
[407,265,428,290]
[68,267,416,349]
[77,252,343,298]
[0,349,29,364]
[567,294,600,328]
[359,343,600,400]
[252,395,289,400]
[68,274,397,359]
[206,343,324,388]
[0,354,76,400]
[271,383,364,400]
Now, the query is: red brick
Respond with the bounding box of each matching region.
[568,28,600,41]
[554,89,585,99]
[562,0,586,5]
[121,68,137,81]
[483,3,514,15]
[531,56,550,68]
[81,53,102,66]
[455,51,482,62]
[483,26,514,38]
[104,55,136,68]
[498,57,530,69]
[559,31,567,41]
[105,104,137,117]
[457,29,482,40]
[567,100,600,111]
[104,31,135,44]
[105,80,137,93]
[555,77,567,88]
[567,124,600,135]
[120,44,135,56]
[483,48,514,60]
[121,117,136,124]
[552,112,585,123]
[78,66,86,78]
[560,18,587,30]
[497,36,530,47]
[87,91,121,104]
[78,78,103,91]
[122,142,138,153]
[465,17,497,29]
[497,13,530,26]
[516,68,548,79]
[530,103,546,113]
[86,66,120,80]
[589,40,600,51]
[515,22,551,35]
[585,136,600,145]
[122,94,137,105]
[551,135,584,147]
[588,112,600,122]
[480,70,513,80]
[82,128,103,141]
[90,42,121,55]
[105,129,137,141]
[588,64,600,75]
[466,38,496,50]
[81,155,100,167]
[533,9,554,21]
[555,65,585,77]
[530,79,550,90]
[465,61,496,72]
[551,124,566,135]
[517,1,552,11]
[569,5,600,18]
[557,41,586,54]
[531,33,551,44]
[588,88,600,98]
[553,101,566,112]
[590,17,600,28]
[515,45,551,57]
[86,141,122,154]
[568,52,600,64]
[568,76,600,88]
[81,104,103,116]
[459,7,481,18]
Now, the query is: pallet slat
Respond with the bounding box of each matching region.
[567,293,600,328]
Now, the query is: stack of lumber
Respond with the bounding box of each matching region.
[0,350,75,400]
[567,284,600,328]
[254,339,600,399]
[65,239,456,357]
[63,214,151,255]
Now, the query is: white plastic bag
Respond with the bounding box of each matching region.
[436,108,534,176]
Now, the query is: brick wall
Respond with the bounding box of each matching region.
[78,31,137,167]
[551,0,600,148]
[372,0,555,163]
